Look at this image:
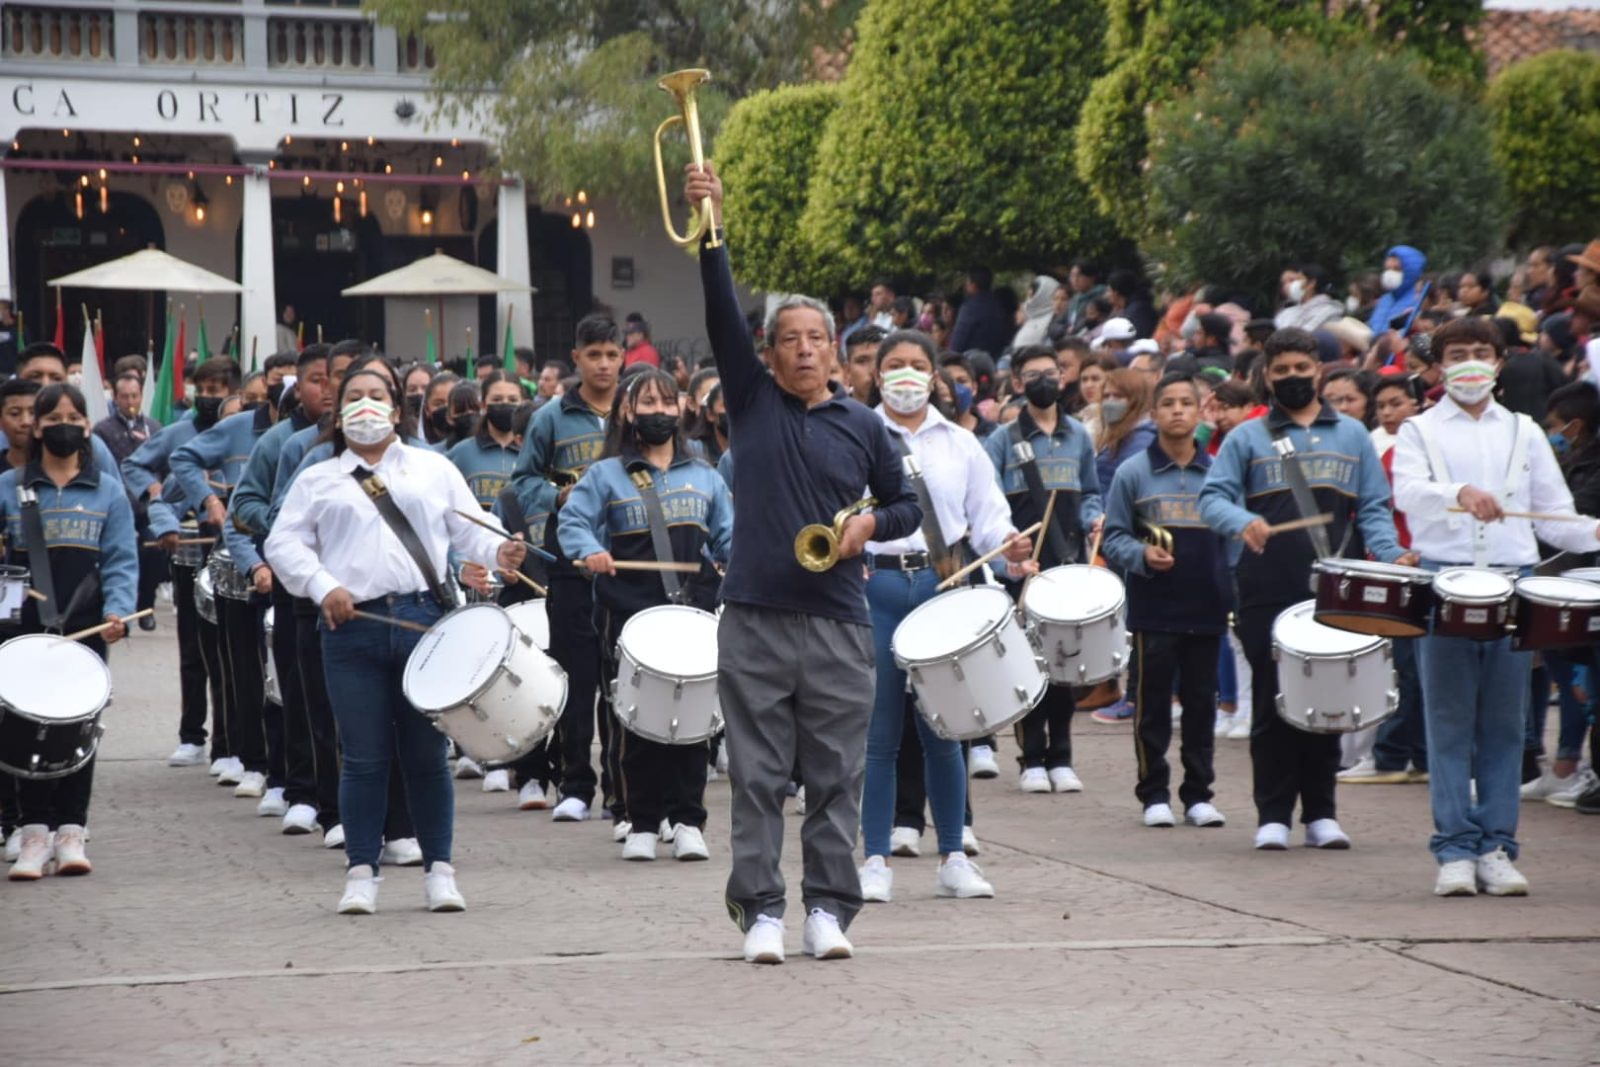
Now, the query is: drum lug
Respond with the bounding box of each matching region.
[1399,584,1411,607]
[971,708,988,729]
[993,637,1006,658]
[623,705,637,726]
[1559,609,1571,631]
[1338,578,1350,599]
[674,679,684,700]
[466,699,489,723]
[1302,656,1313,678]
[1013,685,1029,704]
[669,718,679,741]
[951,658,965,682]
[1345,658,1357,677]
[503,667,523,688]
[909,666,922,689]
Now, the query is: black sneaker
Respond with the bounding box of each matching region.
[138,614,157,632]
[1575,785,1600,815]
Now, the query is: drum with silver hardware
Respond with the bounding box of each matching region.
[0,565,31,626]
[893,585,1047,742]
[402,603,566,764]
[194,561,218,624]
[208,546,252,601]
[0,634,112,779]
[1511,575,1600,651]
[1021,564,1129,685]
[612,605,721,744]
[1311,558,1434,637]
[1431,567,1516,641]
[1272,600,1397,734]
[263,607,281,706]
[172,520,208,568]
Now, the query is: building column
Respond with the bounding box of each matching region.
[496,179,533,352]
[240,161,277,369]
[0,173,12,304]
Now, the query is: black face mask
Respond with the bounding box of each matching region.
[450,413,477,439]
[405,394,424,420]
[1270,374,1319,411]
[634,412,678,447]
[40,423,86,458]
[240,401,264,413]
[194,395,224,428]
[485,403,516,433]
[716,415,730,438]
[427,407,451,438]
[1024,377,1062,409]
[267,382,286,409]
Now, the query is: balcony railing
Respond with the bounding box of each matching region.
[139,11,242,66]
[400,30,434,73]
[268,14,371,71]
[2,5,114,63]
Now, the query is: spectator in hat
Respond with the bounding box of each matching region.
[1323,317,1373,366]
[623,316,661,368]
[1096,317,1138,362]
[1567,239,1600,291]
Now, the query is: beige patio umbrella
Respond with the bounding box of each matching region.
[342,251,534,361]
[49,248,243,294]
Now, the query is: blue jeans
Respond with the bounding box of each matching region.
[1543,650,1594,762]
[864,568,968,858]
[1373,637,1427,772]
[319,593,451,871]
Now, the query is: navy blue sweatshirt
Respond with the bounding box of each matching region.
[700,240,920,625]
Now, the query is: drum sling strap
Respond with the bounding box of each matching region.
[495,486,543,585]
[350,469,454,610]
[1268,424,1336,560]
[1008,420,1076,565]
[17,487,60,629]
[628,462,684,603]
[891,435,960,578]
[1416,413,1534,568]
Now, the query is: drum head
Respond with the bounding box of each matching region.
[1026,565,1125,618]
[0,635,110,718]
[1516,576,1600,606]
[1316,558,1432,581]
[1273,601,1383,655]
[1563,568,1600,585]
[895,586,1013,662]
[505,600,551,650]
[402,604,513,711]
[1435,568,1514,602]
[621,606,718,677]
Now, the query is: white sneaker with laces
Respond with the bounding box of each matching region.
[743,914,785,964]
[859,855,893,902]
[382,837,424,867]
[481,769,511,793]
[453,755,484,780]
[1226,713,1252,740]
[1434,859,1478,897]
[207,757,228,777]
[961,827,981,856]
[969,744,1000,779]
[3,827,19,862]
[716,746,729,775]
[1214,711,1236,737]
[1185,802,1226,828]
[1476,848,1530,896]
[889,826,921,857]
[551,797,589,822]
[518,781,550,810]
[622,831,656,861]
[1254,822,1291,850]
[612,820,633,843]
[168,742,206,767]
[658,818,677,842]
[281,804,319,835]
[53,824,90,876]
[217,757,245,785]
[1143,803,1176,827]
[1545,768,1597,809]
[1305,818,1351,849]
[1519,767,1574,801]
[672,825,709,861]
[936,854,995,899]
[793,786,806,816]
[1019,768,1051,794]
[424,862,466,911]
[1049,766,1084,793]
[256,787,288,817]
[7,825,52,880]
[323,824,345,849]
[802,908,853,959]
[338,865,379,915]
[233,771,267,798]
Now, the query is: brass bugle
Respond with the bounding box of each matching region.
[794,497,878,573]
[653,68,722,249]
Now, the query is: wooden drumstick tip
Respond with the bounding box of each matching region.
[59,608,155,642]
[937,520,1044,591]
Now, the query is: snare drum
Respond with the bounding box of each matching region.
[613,605,721,744]
[894,586,1048,742]
[1512,576,1600,651]
[504,598,551,650]
[1312,558,1434,637]
[464,570,505,605]
[0,565,30,625]
[1021,565,1129,685]
[194,563,218,624]
[1272,600,1397,734]
[402,603,566,764]
[263,607,281,705]
[0,634,112,779]
[1431,568,1516,641]
[209,546,252,601]
[1561,567,1600,585]
[172,521,207,568]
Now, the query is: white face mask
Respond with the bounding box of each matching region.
[1381,269,1404,292]
[1444,360,1497,406]
[880,366,932,415]
[1345,295,1361,314]
[1286,280,1306,304]
[341,397,396,446]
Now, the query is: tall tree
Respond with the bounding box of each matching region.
[1488,50,1600,249]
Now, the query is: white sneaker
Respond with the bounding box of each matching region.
[3,828,20,863]
[233,771,267,799]
[889,826,921,857]
[207,757,228,777]
[1475,847,1529,896]
[1143,803,1177,827]
[859,855,893,903]
[1019,768,1051,794]
[551,797,589,822]
[1338,757,1411,784]
[481,769,511,793]
[518,781,550,811]
[1434,859,1478,897]
[323,824,345,849]
[1545,768,1597,809]
[716,746,729,775]
[743,914,785,964]
[793,785,806,816]
[7,825,52,880]
[672,825,709,861]
[1185,802,1226,828]
[453,755,484,780]
[658,818,677,843]
[969,744,1000,779]
[167,742,206,767]
[612,820,633,843]
[256,787,288,817]
[1226,713,1252,740]
[622,831,657,861]
[53,824,90,876]
[424,862,467,912]
[1049,766,1084,793]
[936,854,995,899]
[217,757,245,785]
[706,764,720,783]
[962,827,981,857]
[281,804,319,835]
[1520,767,1574,801]
[1305,818,1351,849]
[338,865,379,914]
[802,908,854,959]
[1254,822,1291,850]
[381,837,424,867]
[1214,711,1236,737]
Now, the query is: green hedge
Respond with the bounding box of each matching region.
[1489,50,1600,247]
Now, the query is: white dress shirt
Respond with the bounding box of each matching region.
[1392,396,1600,565]
[866,405,1016,558]
[265,440,509,605]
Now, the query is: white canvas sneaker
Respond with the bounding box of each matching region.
[859,855,893,903]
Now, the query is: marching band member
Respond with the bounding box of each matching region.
[1391,317,1600,897]
[983,344,1104,795]
[266,367,526,914]
[15,344,127,483]
[857,329,1026,905]
[1199,328,1412,851]
[448,370,525,510]
[558,367,732,862]
[1102,373,1232,829]
[1,384,137,880]
[688,162,922,964]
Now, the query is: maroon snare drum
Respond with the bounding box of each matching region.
[1431,568,1516,641]
[1511,576,1600,651]
[1311,559,1434,637]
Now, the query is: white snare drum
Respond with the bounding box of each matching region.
[613,605,721,744]
[194,563,218,624]
[209,546,251,601]
[0,634,112,779]
[263,607,281,705]
[402,603,567,765]
[504,598,551,650]
[1022,565,1129,685]
[0,564,30,625]
[172,522,207,568]
[1272,600,1397,734]
[894,585,1048,742]
[1564,567,1600,585]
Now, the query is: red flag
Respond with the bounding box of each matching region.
[53,290,65,351]
[94,313,105,374]
[173,313,187,404]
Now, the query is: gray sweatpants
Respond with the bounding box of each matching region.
[718,603,874,932]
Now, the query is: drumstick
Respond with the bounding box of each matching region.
[59,608,155,642]
[504,568,548,598]
[937,521,1044,591]
[1235,514,1334,539]
[1447,507,1594,523]
[1088,521,1105,565]
[572,560,702,575]
[141,537,216,547]
[25,588,47,602]
[450,508,560,563]
[1032,491,1057,564]
[350,610,431,633]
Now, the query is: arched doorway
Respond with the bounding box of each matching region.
[270,197,387,345]
[476,210,593,367]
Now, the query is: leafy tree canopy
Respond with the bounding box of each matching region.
[1488,50,1600,248]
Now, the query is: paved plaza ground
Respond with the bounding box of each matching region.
[1,617,1596,1065]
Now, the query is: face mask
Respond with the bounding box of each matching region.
[880,367,932,415]
[953,382,974,415]
[1381,269,1404,292]
[67,372,83,389]
[1345,295,1361,314]
[450,413,476,438]
[267,382,286,409]
[193,395,224,428]
[1179,311,1200,343]
[1287,280,1306,304]
[341,397,395,447]
[485,403,516,433]
[40,423,86,458]
[1548,424,1573,454]
[1024,377,1061,409]
[1101,397,1131,424]
[240,401,264,413]
[405,394,424,419]
[633,412,678,446]
[716,415,730,438]
[1444,360,1497,406]
[427,407,451,438]
[1270,374,1319,411]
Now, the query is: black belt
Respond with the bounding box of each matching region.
[869,551,931,572]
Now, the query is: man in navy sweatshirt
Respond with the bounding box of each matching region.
[685,163,921,965]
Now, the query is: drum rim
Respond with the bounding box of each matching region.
[0,564,30,578]
[617,604,719,679]
[1272,601,1388,656]
[403,602,519,713]
[0,634,112,718]
[1433,567,1517,604]
[1513,576,1600,609]
[1023,564,1127,624]
[1313,557,1433,582]
[893,585,1017,666]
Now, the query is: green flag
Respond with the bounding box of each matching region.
[198,315,211,364]
[150,308,176,425]
[425,327,438,365]
[502,317,516,376]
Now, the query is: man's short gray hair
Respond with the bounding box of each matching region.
[764,295,836,347]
